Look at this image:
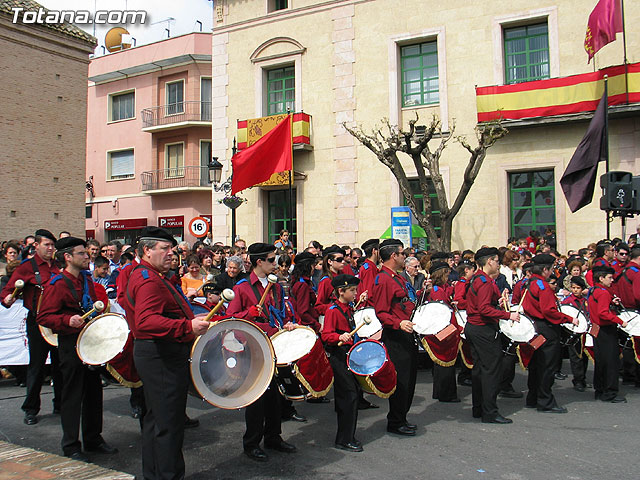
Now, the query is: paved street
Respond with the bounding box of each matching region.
[0,366,638,480]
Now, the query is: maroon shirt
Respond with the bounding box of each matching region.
[522,274,572,325]
[372,265,414,330]
[613,263,640,309]
[37,269,97,335]
[290,276,320,332]
[1,253,56,313]
[561,293,587,310]
[115,260,138,309]
[315,272,337,315]
[321,301,355,346]
[429,283,453,305]
[123,260,194,342]
[511,277,528,305]
[453,278,469,310]
[357,259,379,308]
[588,284,623,327]
[227,271,294,336]
[466,272,510,326]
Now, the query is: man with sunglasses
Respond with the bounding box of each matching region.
[612,243,630,279]
[227,242,298,462]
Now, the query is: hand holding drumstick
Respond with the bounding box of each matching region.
[338,314,372,346]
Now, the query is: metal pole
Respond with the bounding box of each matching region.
[604,76,611,240]
[232,138,237,244]
[621,0,629,104]
[622,216,627,241]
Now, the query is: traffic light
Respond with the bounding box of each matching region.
[600,171,633,212]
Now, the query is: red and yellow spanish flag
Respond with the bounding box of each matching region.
[584,0,623,63]
[231,116,292,195]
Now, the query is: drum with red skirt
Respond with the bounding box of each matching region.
[347,339,397,398]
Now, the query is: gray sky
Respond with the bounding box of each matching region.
[37,0,214,55]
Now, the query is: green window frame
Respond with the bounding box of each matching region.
[267,66,295,116]
[267,189,296,246]
[504,23,550,85]
[509,170,555,239]
[275,0,288,10]
[406,179,440,248]
[401,41,439,107]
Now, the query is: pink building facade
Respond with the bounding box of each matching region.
[85,33,213,245]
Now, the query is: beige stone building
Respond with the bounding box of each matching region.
[0,0,96,241]
[211,0,640,252]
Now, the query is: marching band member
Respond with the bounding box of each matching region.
[589,265,628,403]
[315,245,347,316]
[290,251,321,333]
[453,259,476,387]
[124,227,210,480]
[522,254,576,413]
[322,274,363,452]
[560,276,589,392]
[357,239,380,308]
[227,242,298,462]
[372,239,417,436]
[37,237,117,462]
[465,247,518,424]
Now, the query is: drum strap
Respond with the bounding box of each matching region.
[331,301,355,331]
[248,281,286,328]
[58,273,96,317]
[126,265,193,319]
[29,257,43,313]
[380,270,410,309]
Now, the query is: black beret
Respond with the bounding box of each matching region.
[323,245,346,258]
[331,274,359,289]
[475,247,499,260]
[202,282,222,296]
[55,236,86,251]
[522,262,535,272]
[139,226,177,247]
[532,254,555,266]
[429,261,450,275]
[35,229,56,242]
[592,265,615,279]
[616,242,630,252]
[459,259,475,269]
[569,276,587,289]
[361,238,379,251]
[430,252,449,261]
[248,242,276,257]
[294,251,317,264]
[380,239,403,250]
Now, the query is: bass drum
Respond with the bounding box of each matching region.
[76,313,129,365]
[190,318,276,410]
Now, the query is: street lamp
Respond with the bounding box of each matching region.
[208,139,239,242]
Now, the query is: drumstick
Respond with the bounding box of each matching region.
[80,300,105,321]
[502,290,510,312]
[204,289,235,322]
[257,274,278,308]
[516,289,528,313]
[338,315,372,346]
[10,279,24,299]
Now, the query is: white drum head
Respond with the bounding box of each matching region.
[76,313,129,365]
[619,309,640,336]
[271,326,317,365]
[353,307,382,338]
[413,302,452,336]
[499,315,536,343]
[559,304,589,334]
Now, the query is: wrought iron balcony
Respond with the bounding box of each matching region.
[141,101,212,131]
[141,165,211,193]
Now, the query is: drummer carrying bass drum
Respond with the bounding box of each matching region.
[465,247,519,424]
[37,237,118,462]
[322,274,365,452]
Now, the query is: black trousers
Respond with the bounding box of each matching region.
[58,334,104,455]
[243,379,282,450]
[328,347,359,444]
[279,396,296,419]
[593,325,620,400]
[465,323,502,419]
[22,315,62,415]
[526,321,561,409]
[568,339,588,385]
[134,340,190,480]
[621,338,640,384]
[499,335,517,392]
[432,364,457,401]
[382,328,417,428]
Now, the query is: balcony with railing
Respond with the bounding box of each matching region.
[141,101,212,132]
[141,165,211,194]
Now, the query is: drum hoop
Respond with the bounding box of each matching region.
[412,302,452,335]
[499,314,536,343]
[270,325,317,366]
[559,305,589,334]
[347,339,386,376]
[189,317,276,410]
[39,325,58,347]
[76,313,129,365]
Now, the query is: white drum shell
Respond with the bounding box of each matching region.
[412,302,452,336]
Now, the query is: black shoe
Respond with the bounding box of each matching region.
[264,439,297,453]
[335,442,363,452]
[537,406,568,414]
[184,416,199,429]
[283,412,307,422]
[554,372,567,380]
[352,438,362,447]
[608,396,627,403]
[66,452,89,463]
[458,378,473,387]
[24,414,37,425]
[307,396,330,404]
[482,414,513,424]
[386,425,416,436]
[85,442,118,454]
[358,400,379,410]
[472,410,482,419]
[244,447,268,462]
[573,384,586,392]
[499,390,524,399]
[131,406,142,419]
[439,397,461,403]
[405,422,417,430]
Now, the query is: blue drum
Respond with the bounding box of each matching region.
[346,339,397,398]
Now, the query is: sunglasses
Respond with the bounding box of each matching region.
[264,256,277,263]
[332,257,345,262]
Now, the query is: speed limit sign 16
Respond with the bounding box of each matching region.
[188,216,210,238]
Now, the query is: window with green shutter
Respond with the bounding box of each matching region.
[401,41,439,107]
[267,66,295,116]
[504,23,550,84]
[509,170,555,239]
[268,189,297,245]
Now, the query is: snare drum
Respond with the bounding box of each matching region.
[271,326,334,400]
[499,306,536,344]
[190,318,275,409]
[76,313,129,365]
[412,302,453,336]
[618,309,640,337]
[558,304,590,335]
[347,339,397,398]
[353,307,382,338]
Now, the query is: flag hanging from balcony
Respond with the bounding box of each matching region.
[559,93,607,212]
[584,0,623,63]
[231,115,292,195]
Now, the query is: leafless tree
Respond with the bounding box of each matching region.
[344,114,507,251]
